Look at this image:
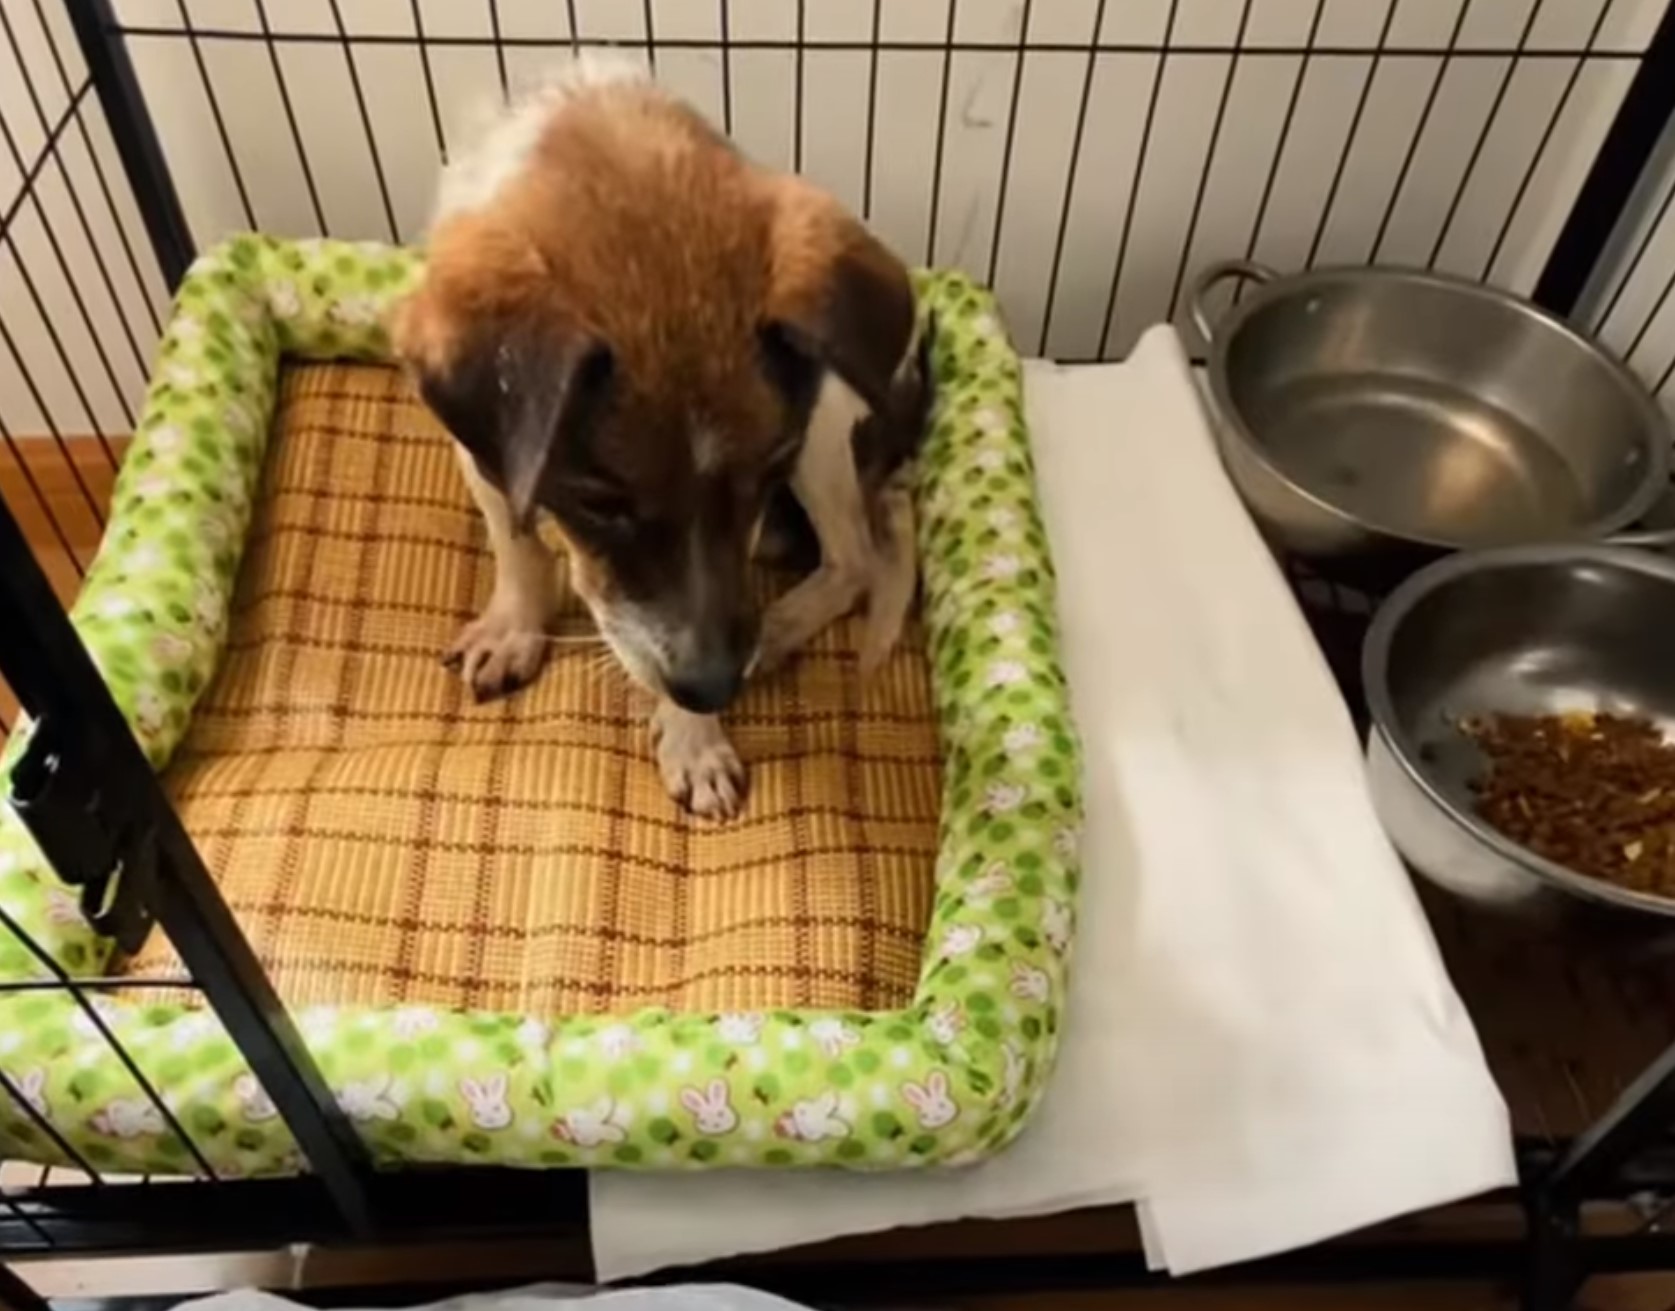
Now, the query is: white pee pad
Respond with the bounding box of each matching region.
[589,328,1515,1282]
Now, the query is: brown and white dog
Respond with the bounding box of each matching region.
[393,59,930,819]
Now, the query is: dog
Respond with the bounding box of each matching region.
[392,58,930,820]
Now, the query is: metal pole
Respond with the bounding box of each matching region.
[1524,1198,1583,1311]
[1542,1042,1675,1205]
[0,498,374,1237]
[62,0,195,290]
[1532,0,1675,317]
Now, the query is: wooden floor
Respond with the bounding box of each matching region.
[0,434,127,734]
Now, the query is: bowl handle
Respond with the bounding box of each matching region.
[1605,525,1675,551]
[1188,259,1278,348]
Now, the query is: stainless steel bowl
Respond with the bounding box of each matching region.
[1191,261,1672,578]
[1363,545,1675,919]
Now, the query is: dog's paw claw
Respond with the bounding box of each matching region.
[447,611,547,701]
[653,706,746,820]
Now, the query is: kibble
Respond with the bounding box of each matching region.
[1463,711,1675,897]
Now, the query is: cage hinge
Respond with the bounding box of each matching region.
[7,717,157,954]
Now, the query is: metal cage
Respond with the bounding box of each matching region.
[5,1,1675,1306]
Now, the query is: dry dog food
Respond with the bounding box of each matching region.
[1464,712,1675,897]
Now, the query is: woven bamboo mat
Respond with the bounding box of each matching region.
[124,363,941,1015]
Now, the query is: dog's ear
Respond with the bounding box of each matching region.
[763,182,916,416]
[394,289,612,532]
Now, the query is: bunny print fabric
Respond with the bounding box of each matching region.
[0,236,1081,1175]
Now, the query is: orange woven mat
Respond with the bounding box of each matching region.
[126,363,940,1015]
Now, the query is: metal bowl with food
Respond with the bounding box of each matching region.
[1363,545,1675,919]
[1190,261,1672,581]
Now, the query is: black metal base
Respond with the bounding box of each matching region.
[10,1182,1675,1311]
[0,1169,586,1259]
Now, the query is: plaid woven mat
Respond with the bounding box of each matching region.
[125,363,940,1015]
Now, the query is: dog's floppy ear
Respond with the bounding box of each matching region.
[394,288,612,532]
[763,181,916,416]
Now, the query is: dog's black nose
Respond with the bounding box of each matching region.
[666,662,744,715]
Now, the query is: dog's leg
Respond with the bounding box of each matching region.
[446,446,560,700]
[651,699,746,820]
[755,379,874,673]
[858,479,917,676]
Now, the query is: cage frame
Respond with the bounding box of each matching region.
[1,0,1675,1305]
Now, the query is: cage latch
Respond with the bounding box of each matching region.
[8,718,157,953]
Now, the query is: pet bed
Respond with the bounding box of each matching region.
[126,359,942,1018]
[0,236,1081,1177]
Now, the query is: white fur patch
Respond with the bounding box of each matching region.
[796,372,872,568]
[432,54,648,227]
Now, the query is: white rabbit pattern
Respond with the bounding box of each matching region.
[985,660,1028,690]
[678,1080,738,1135]
[982,553,1022,581]
[146,424,185,456]
[328,295,380,328]
[44,890,84,926]
[10,1069,47,1118]
[151,632,193,667]
[718,1013,764,1045]
[597,1024,640,1059]
[964,863,1013,908]
[1010,962,1051,1005]
[69,998,121,1039]
[940,924,983,960]
[194,587,227,636]
[808,1018,860,1058]
[337,1075,401,1123]
[266,281,302,320]
[926,1000,965,1046]
[553,1097,628,1148]
[1000,1042,1027,1109]
[901,1070,959,1129]
[390,1007,440,1040]
[133,689,167,741]
[459,1074,513,1130]
[1003,722,1044,756]
[92,1097,165,1139]
[774,1091,850,1142]
[233,1073,278,1123]
[515,1018,550,1050]
[1043,899,1072,954]
[985,781,1027,813]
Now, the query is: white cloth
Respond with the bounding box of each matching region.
[589,329,1515,1282]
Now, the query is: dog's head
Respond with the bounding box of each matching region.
[394,171,915,715]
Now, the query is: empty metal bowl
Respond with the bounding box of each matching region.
[1191,261,1672,579]
[1363,545,1675,919]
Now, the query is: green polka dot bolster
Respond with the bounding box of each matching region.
[0,236,1081,1176]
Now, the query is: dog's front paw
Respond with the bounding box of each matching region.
[753,598,813,677]
[652,703,746,820]
[751,612,794,678]
[443,610,548,701]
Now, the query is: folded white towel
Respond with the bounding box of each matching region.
[588,330,1515,1282]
